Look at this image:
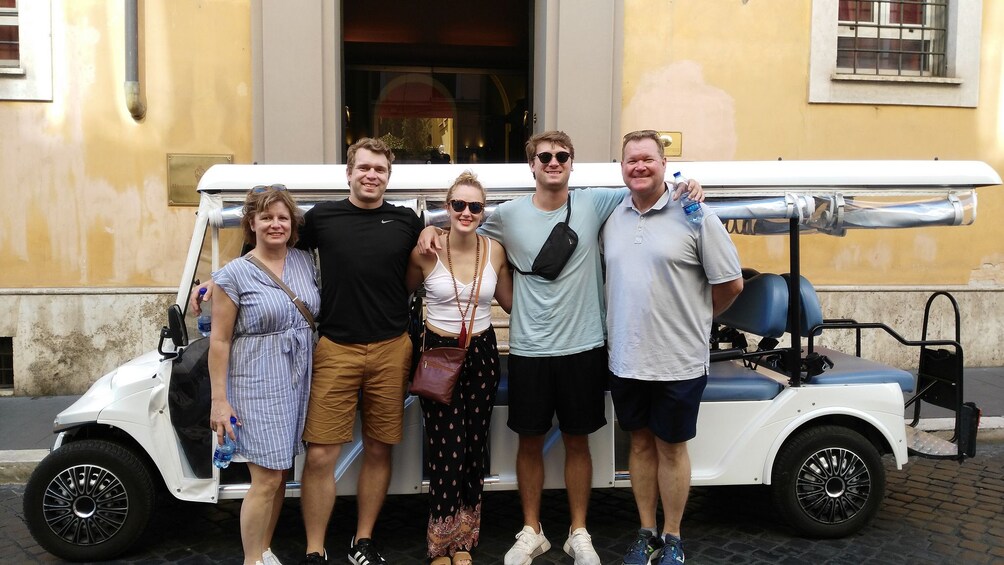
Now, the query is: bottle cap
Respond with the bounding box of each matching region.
[198,287,207,301]
[229,416,237,424]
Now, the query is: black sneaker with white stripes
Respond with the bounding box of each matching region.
[348,537,387,565]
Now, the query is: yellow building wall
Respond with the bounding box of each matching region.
[3,1,1003,394]
[621,0,1004,286]
[0,0,252,289]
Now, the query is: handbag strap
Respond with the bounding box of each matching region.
[246,254,317,332]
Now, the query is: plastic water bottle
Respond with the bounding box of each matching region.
[674,171,704,225]
[197,287,211,337]
[213,416,237,469]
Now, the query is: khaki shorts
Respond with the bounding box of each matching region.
[303,332,412,445]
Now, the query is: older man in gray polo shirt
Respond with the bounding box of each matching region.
[602,130,743,565]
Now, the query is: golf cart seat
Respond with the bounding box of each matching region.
[714,273,789,339]
[705,273,790,402]
[786,276,916,393]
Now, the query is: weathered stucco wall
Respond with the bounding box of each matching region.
[0,1,251,394]
[0,292,176,395]
[814,289,1004,369]
[620,0,1004,288]
[1,1,252,289]
[3,1,1003,395]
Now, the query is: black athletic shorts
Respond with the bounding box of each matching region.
[506,346,608,435]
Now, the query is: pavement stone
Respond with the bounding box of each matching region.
[2,437,1002,564]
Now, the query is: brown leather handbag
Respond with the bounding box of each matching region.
[410,235,486,405]
[409,345,469,404]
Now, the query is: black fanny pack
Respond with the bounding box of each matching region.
[514,191,579,281]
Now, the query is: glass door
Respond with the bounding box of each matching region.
[342,1,531,164]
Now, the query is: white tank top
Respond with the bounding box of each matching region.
[424,238,498,335]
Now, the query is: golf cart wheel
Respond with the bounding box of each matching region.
[771,425,885,538]
[23,439,156,562]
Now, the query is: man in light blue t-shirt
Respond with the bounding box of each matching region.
[419,131,702,565]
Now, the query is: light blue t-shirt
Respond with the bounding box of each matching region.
[480,187,626,356]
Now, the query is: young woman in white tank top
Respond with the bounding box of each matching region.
[406,171,512,565]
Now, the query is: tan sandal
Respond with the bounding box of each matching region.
[453,551,472,565]
[431,556,452,565]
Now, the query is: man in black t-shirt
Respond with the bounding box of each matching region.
[297,138,423,565]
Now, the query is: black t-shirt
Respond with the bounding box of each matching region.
[298,199,423,344]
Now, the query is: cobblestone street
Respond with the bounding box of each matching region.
[3,438,1002,564]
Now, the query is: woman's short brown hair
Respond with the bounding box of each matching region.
[240,185,304,248]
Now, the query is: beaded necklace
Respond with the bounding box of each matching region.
[445,233,480,345]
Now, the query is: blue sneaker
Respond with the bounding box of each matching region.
[622,529,664,564]
[656,536,684,565]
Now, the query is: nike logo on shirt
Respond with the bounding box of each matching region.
[381,219,395,224]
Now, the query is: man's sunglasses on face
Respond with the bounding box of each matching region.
[534,151,571,165]
[449,199,485,214]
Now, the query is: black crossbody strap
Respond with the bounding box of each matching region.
[513,190,572,277]
[246,254,317,332]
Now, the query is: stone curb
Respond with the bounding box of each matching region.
[0,450,49,485]
[915,415,1004,431]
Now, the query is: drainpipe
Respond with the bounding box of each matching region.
[125,0,146,120]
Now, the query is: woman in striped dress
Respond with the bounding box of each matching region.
[209,184,320,565]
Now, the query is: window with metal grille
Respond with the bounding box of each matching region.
[0,0,17,69]
[836,0,948,77]
[0,337,12,389]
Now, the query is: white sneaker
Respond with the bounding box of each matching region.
[504,524,552,565]
[563,528,600,565]
[263,548,283,565]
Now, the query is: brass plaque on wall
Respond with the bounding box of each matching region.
[658,131,683,157]
[167,153,233,206]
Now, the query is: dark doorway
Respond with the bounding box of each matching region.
[342,1,532,164]
[0,337,12,390]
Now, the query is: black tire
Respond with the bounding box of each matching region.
[771,425,885,538]
[23,439,156,562]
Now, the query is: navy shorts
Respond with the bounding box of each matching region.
[506,346,608,436]
[610,374,708,444]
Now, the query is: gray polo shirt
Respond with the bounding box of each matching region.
[602,187,742,381]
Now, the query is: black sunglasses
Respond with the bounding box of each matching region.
[534,151,571,165]
[449,199,485,214]
[251,184,287,193]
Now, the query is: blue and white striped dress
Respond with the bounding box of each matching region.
[213,248,320,470]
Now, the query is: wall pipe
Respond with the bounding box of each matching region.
[125,0,146,120]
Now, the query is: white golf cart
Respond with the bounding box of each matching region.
[23,159,999,561]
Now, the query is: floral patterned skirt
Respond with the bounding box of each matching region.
[421,327,500,558]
